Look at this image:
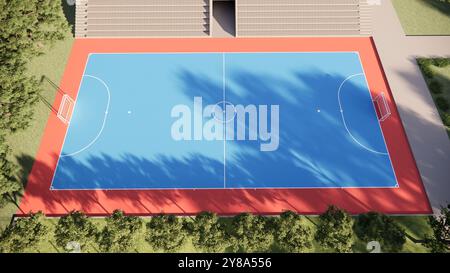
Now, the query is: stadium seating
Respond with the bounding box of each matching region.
[75,0,211,37]
[75,0,372,38]
[236,0,372,36]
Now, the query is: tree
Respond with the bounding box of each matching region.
[0,136,21,207]
[54,211,97,252]
[97,210,143,253]
[0,1,69,209]
[190,211,228,253]
[354,212,406,253]
[146,214,187,252]
[0,66,40,132]
[0,0,69,61]
[0,0,69,132]
[0,212,48,253]
[424,205,450,253]
[229,213,273,253]
[315,205,354,253]
[275,211,313,253]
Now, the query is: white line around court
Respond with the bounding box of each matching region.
[60,74,111,158]
[337,73,389,156]
[355,51,399,186]
[52,52,399,190]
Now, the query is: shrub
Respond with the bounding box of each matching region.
[229,213,274,253]
[429,81,443,94]
[432,58,450,68]
[190,211,228,253]
[275,211,313,253]
[435,97,450,112]
[315,206,354,253]
[418,63,435,79]
[442,112,450,127]
[0,212,48,253]
[97,210,143,253]
[0,137,21,208]
[423,205,450,253]
[54,211,98,252]
[417,58,433,67]
[0,1,70,133]
[145,214,187,252]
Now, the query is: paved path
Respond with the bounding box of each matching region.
[371,1,450,213]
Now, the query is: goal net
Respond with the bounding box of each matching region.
[57,94,75,124]
[373,92,391,122]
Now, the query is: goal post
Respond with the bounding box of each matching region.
[57,94,75,124]
[373,92,391,122]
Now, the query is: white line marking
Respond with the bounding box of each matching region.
[50,56,91,190]
[50,183,400,191]
[337,73,388,156]
[88,51,361,56]
[52,52,399,190]
[223,53,226,189]
[60,75,111,158]
[355,52,399,186]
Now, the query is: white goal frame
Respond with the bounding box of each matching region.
[373,92,391,122]
[57,94,75,124]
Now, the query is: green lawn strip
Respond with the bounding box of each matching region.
[394,216,433,253]
[418,59,450,138]
[21,217,197,253]
[391,0,450,35]
[18,215,430,253]
[0,34,74,230]
[431,65,450,137]
[306,215,431,253]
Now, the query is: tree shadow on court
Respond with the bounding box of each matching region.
[44,67,395,191]
[17,152,298,215]
[16,65,433,216]
[174,67,431,213]
[53,153,225,190]
[177,67,395,187]
[17,149,428,217]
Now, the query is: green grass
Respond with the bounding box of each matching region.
[419,60,450,138]
[0,38,435,256]
[0,41,435,254]
[394,216,434,253]
[23,218,198,253]
[392,0,450,35]
[307,216,432,253]
[14,215,432,253]
[0,28,74,231]
[432,64,450,137]
[0,3,436,254]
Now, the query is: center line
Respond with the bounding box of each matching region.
[223,53,226,189]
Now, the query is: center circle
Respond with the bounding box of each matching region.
[213,100,236,123]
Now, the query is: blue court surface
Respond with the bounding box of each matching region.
[51,52,398,190]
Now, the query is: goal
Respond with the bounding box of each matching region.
[373,92,391,122]
[57,94,75,124]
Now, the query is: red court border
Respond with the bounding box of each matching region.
[18,38,432,216]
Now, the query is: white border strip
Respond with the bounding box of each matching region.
[51,51,399,190]
[337,73,388,155]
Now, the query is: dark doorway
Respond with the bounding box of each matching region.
[212,0,236,37]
